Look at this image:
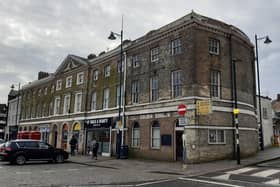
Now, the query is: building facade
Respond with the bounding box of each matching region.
[19,11,258,163]
[272,94,280,146]
[0,104,7,139]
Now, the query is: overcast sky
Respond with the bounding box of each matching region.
[0,0,279,103]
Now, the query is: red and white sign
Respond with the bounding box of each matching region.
[178,104,187,116]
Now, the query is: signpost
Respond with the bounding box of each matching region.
[178,104,187,116]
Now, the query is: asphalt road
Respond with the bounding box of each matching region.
[1,159,280,187]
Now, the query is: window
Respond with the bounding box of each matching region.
[54,97,61,115]
[116,84,123,107]
[56,80,62,91]
[170,38,182,55]
[132,80,139,104]
[51,85,55,93]
[49,102,53,116]
[104,65,110,77]
[132,55,140,68]
[76,72,84,85]
[151,47,159,62]
[38,89,42,96]
[44,87,48,95]
[263,107,268,119]
[93,70,98,81]
[66,76,72,88]
[132,122,140,148]
[117,61,124,73]
[63,94,71,114]
[151,121,160,149]
[42,103,46,117]
[74,92,82,113]
[210,70,221,98]
[208,129,225,144]
[91,92,96,111]
[172,70,182,97]
[209,38,220,55]
[103,88,109,109]
[150,77,159,101]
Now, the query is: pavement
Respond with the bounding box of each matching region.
[68,146,280,177]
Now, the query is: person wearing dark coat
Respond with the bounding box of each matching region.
[69,135,78,156]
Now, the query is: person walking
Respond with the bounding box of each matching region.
[91,139,99,160]
[69,135,78,156]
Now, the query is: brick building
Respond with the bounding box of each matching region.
[19,11,257,163]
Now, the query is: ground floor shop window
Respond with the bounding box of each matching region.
[208,129,225,144]
[87,129,110,154]
[151,121,160,149]
[131,122,140,148]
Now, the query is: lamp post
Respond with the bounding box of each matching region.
[108,17,124,159]
[255,34,272,151]
[232,59,241,165]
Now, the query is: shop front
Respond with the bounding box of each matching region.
[39,125,50,143]
[85,118,112,157]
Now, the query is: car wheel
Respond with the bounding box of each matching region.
[55,154,64,163]
[15,155,26,165]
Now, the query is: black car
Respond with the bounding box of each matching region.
[0,139,69,165]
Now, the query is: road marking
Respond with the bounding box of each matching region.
[226,167,257,174]
[16,171,32,174]
[264,178,280,185]
[179,177,243,187]
[213,173,231,180]
[135,179,175,186]
[67,169,79,171]
[251,169,280,177]
[42,170,56,173]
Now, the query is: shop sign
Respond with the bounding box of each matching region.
[73,123,81,131]
[86,118,112,129]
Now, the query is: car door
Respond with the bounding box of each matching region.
[24,141,40,160]
[38,142,53,160]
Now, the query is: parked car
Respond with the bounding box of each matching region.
[0,143,5,153]
[0,139,69,165]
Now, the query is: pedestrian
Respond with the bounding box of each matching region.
[69,135,78,156]
[91,139,99,160]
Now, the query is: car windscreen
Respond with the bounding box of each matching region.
[17,141,39,148]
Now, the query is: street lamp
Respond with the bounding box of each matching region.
[108,17,124,159]
[232,59,241,165]
[255,35,272,151]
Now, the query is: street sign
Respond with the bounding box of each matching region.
[178,104,187,116]
[178,116,188,126]
[197,100,212,115]
[233,108,240,115]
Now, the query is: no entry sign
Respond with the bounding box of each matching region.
[178,104,187,116]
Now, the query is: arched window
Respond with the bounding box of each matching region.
[131,122,140,148]
[151,121,160,149]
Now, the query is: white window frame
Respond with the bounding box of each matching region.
[151,122,160,149]
[56,80,62,91]
[132,55,140,68]
[51,85,55,93]
[44,87,48,95]
[150,77,159,102]
[170,38,182,55]
[104,65,110,77]
[150,47,159,62]
[116,84,123,107]
[63,94,71,114]
[38,89,42,96]
[66,76,72,88]
[132,80,139,104]
[103,88,109,109]
[171,70,182,98]
[54,96,61,115]
[76,72,84,85]
[131,123,140,148]
[208,129,226,144]
[210,70,221,98]
[91,92,97,111]
[93,70,99,81]
[74,92,82,113]
[209,38,220,55]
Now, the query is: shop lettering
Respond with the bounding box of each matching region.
[89,119,108,124]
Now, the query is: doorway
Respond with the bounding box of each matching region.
[176,131,183,161]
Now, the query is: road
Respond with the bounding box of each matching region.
[1,159,280,186]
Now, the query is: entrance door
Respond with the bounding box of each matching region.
[176,131,183,161]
